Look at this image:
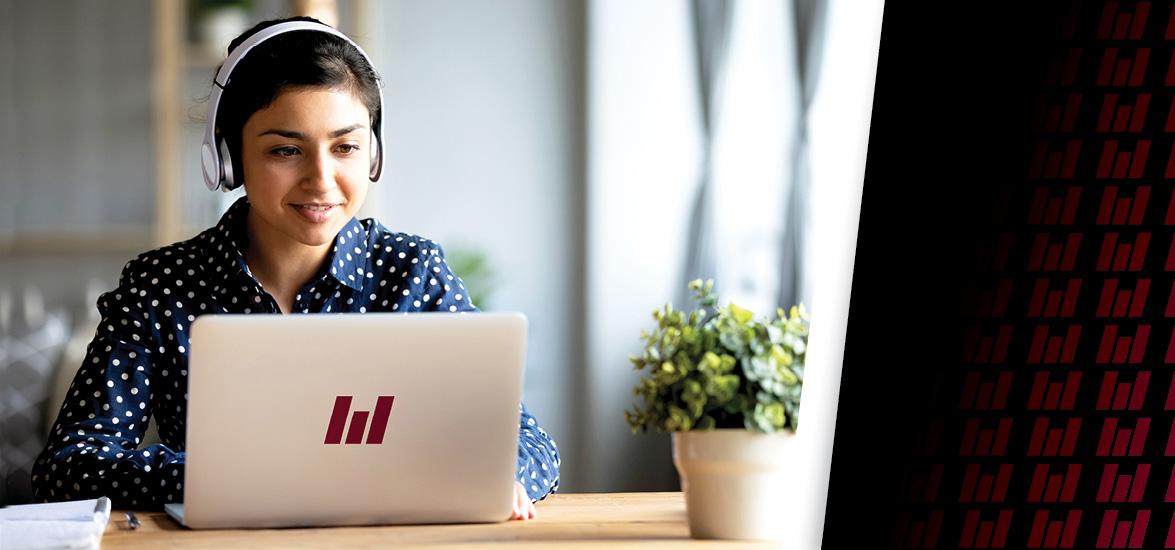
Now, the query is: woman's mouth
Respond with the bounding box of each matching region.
[290,203,339,223]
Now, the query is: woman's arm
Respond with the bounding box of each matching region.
[31,258,184,510]
[516,402,560,502]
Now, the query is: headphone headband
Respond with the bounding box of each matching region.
[201,20,385,191]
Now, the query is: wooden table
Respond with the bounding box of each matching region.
[102,492,777,548]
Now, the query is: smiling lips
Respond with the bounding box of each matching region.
[290,202,340,223]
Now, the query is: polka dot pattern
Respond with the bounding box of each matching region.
[517,402,561,503]
[31,197,560,508]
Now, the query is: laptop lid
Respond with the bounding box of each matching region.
[179,312,527,529]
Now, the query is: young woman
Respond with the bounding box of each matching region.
[31,17,559,521]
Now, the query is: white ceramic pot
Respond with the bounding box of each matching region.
[672,428,797,541]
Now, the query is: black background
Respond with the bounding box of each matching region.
[825,3,1060,547]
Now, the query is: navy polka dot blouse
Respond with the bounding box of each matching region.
[31,197,560,509]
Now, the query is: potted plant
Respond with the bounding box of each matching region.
[625,279,809,541]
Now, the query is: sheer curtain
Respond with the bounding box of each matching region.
[778,0,829,311]
[677,0,732,308]
[695,0,828,316]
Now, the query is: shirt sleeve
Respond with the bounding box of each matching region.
[31,259,184,510]
[420,243,561,502]
[417,242,479,312]
[516,402,561,502]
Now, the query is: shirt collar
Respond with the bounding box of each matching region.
[325,216,370,291]
[207,197,368,292]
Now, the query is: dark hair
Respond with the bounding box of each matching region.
[215,16,381,184]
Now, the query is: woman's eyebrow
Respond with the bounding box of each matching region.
[258,128,305,139]
[329,124,366,137]
[258,124,367,139]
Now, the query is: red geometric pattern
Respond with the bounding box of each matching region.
[888,2,1175,547]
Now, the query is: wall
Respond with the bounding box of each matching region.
[368,0,587,490]
[585,0,701,491]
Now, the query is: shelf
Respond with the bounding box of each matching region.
[0,229,156,257]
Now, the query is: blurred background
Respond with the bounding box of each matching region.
[0,0,882,513]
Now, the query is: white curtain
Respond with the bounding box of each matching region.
[678,0,733,308]
[778,0,829,310]
[698,0,828,316]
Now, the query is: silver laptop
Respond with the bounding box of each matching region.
[164,312,527,529]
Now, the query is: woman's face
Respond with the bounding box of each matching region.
[240,86,372,250]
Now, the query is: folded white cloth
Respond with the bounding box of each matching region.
[0,497,110,550]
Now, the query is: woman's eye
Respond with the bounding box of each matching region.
[337,144,360,155]
[270,146,300,157]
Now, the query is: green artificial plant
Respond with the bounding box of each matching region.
[443,246,496,310]
[624,279,810,434]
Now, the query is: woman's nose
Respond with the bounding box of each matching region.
[302,148,337,189]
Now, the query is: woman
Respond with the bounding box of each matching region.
[31,17,559,521]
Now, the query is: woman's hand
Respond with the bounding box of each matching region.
[510,480,536,521]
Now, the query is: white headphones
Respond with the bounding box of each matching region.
[201,20,385,192]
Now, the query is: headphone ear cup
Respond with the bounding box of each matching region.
[219,138,237,190]
[369,132,380,181]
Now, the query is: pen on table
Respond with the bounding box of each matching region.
[125,511,141,530]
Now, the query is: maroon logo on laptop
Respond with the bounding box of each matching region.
[324,395,395,445]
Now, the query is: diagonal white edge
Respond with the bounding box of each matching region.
[789,0,885,548]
